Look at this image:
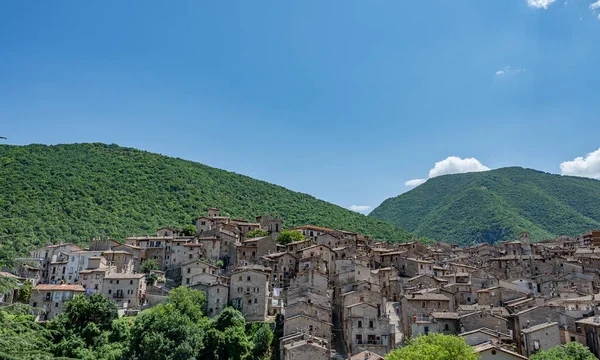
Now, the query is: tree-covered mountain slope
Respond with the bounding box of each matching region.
[0,143,414,253]
[369,167,600,245]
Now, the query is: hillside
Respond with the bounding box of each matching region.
[0,143,414,254]
[369,167,600,245]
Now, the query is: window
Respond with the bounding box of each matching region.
[189,254,193,259]
[108,289,112,294]
[187,268,191,274]
[130,280,133,285]
[369,320,374,328]
[437,302,441,308]
[33,302,37,308]
[217,288,220,293]
[247,276,251,281]
[424,326,429,334]
[421,301,426,308]
[83,275,88,280]
[248,299,252,304]
[254,298,257,304]
[356,334,363,344]
[444,324,449,331]
[186,278,190,284]
[216,298,220,303]
[116,280,120,284]
[96,274,100,279]
[55,302,59,308]
[358,320,362,328]
[308,325,313,331]
[109,280,113,284]
[239,276,243,281]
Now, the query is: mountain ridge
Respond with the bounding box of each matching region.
[369,167,600,245]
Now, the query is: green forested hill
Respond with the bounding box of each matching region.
[0,143,413,254]
[369,167,600,245]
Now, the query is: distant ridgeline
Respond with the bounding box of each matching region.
[0,143,415,255]
[370,167,600,245]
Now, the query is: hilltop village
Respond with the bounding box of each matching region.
[4,208,600,360]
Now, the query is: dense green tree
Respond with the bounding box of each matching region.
[0,143,415,257]
[529,342,596,360]
[276,230,304,245]
[141,259,159,274]
[181,225,197,236]
[249,322,274,360]
[16,280,32,303]
[385,333,479,360]
[0,308,55,360]
[247,229,269,238]
[61,293,119,330]
[128,287,209,360]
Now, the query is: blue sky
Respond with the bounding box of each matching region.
[2,0,600,214]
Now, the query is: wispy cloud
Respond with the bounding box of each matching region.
[494,66,526,77]
[560,148,600,179]
[404,179,427,187]
[349,205,371,213]
[405,156,490,188]
[527,0,557,9]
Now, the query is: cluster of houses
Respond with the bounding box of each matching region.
[4,208,600,360]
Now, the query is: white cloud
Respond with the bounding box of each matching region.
[404,179,427,187]
[560,148,600,179]
[527,0,557,8]
[494,66,526,77]
[591,0,600,18]
[349,205,371,213]
[405,156,490,188]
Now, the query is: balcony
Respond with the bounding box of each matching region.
[113,293,124,299]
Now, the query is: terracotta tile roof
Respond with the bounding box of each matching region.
[35,284,85,291]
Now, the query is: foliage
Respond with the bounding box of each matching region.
[529,342,597,360]
[181,225,197,236]
[247,229,269,238]
[48,293,121,359]
[215,260,224,268]
[0,143,414,258]
[0,307,55,360]
[141,259,159,274]
[385,333,479,360]
[371,167,600,245]
[16,280,33,303]
[276,230,304,245]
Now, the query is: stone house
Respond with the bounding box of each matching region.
[473,343,528,360]
[30,243,84,284]
[102,273,146,308]
[477,286,528,307]
[102,250,134,273]
[576,315,600,358]
[110,243,143,272]
[229,265,272,321]
[30,284,85,321]
[261,252,297,289]
[64,250,103,284]
[460,328,513,346]
[191,282,229,316]
[520,322,560,357]
[284,314,332,343]
[344,302,391,356]
[181,259,220,286]
[400,293,451,336]
[282,337,330,360]
[79,256,114,294]
[508,306,561,354]
[459,311,509,334]
[286,300,331,323]
[293,225,334,239]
